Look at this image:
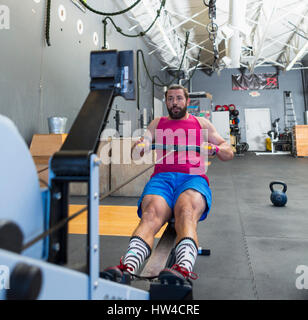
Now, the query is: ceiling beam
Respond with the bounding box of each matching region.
[166,7,209,31]
[177,35,215,55]
[147,39,198,65]
[247,0,263,39]
[261,33,298,53]
[249,0,279,72]
[255,55,286,68]
[286,41,308,71]
[277,6,308,69]
[141,0,178,57]
[270,4,305,27]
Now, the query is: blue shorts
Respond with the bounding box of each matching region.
[137,172,212,221]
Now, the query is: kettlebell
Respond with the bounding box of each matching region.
[269,181,287,207]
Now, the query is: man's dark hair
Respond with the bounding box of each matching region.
[164,84,189,101]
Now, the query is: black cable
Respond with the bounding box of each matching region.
[102,19,108,49]
[102,0,166,38]
[137,50,166,87]
[136,32,190,110]
[37,166,49,174]
[45,0,51,46]
[100,2,191,89]
[22,149,175,252]
[136,31,190,88]
[79,0,142,16]
[22,205,87,251]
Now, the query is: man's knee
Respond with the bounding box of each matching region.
[174,190,206,223]
[175,206,198,223]
[140,205,166,231]
[142,205,158,220]
[174,206,204,232]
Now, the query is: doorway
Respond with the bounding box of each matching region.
[245,108,271,151]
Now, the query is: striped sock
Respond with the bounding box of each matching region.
[175,237,198,273]
[123,236,151,274]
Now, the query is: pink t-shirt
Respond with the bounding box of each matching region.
[152,114,209,185]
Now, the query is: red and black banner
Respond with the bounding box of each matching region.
[232,73,279,90]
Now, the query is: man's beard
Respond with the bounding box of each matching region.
[167,105,187,119]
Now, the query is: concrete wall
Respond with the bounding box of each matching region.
[0,0,169,145]
[191,66,306,142]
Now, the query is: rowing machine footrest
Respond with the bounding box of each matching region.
[150,281,193,300]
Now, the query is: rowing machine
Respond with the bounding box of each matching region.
[0,50,211,300]
[0,50,150,300]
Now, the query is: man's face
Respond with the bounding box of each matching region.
[166,89,189,119]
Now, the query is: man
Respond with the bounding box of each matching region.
[102,84,233,285]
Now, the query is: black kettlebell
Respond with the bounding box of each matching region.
[269,181,287,207]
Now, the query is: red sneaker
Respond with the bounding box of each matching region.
[100,258,133,284]
[158,264,198,285]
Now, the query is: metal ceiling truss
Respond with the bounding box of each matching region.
[120,0,189,70]
[166,7,209,31]
[146,41,182,69]
[248,0,279,72]
[244,0,308,72]
[255,49,286,68]
[116,0,308,74]
[146,38,198,74]
[277,7,308,70]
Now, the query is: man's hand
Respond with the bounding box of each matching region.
[136,138,151,153]
[208,143,219,156]
[131,137,152,160]
[200,143,219,157]
[198,117,234,161]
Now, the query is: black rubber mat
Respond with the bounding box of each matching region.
[69,152,308,299]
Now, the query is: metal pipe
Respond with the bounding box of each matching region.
[301,67,308,111]
[227,0,247,68]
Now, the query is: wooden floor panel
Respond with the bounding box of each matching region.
[68,205,166,238]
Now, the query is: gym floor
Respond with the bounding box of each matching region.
[68,152,308,300]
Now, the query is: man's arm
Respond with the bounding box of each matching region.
[198,117,234,161]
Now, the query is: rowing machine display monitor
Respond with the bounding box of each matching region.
[90,50,135,100]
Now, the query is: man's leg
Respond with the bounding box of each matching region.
[102,194,172,282]
[133,194,173,248]
[159,189,206,283]
[173,189,206,246]
[122,194,172,274]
